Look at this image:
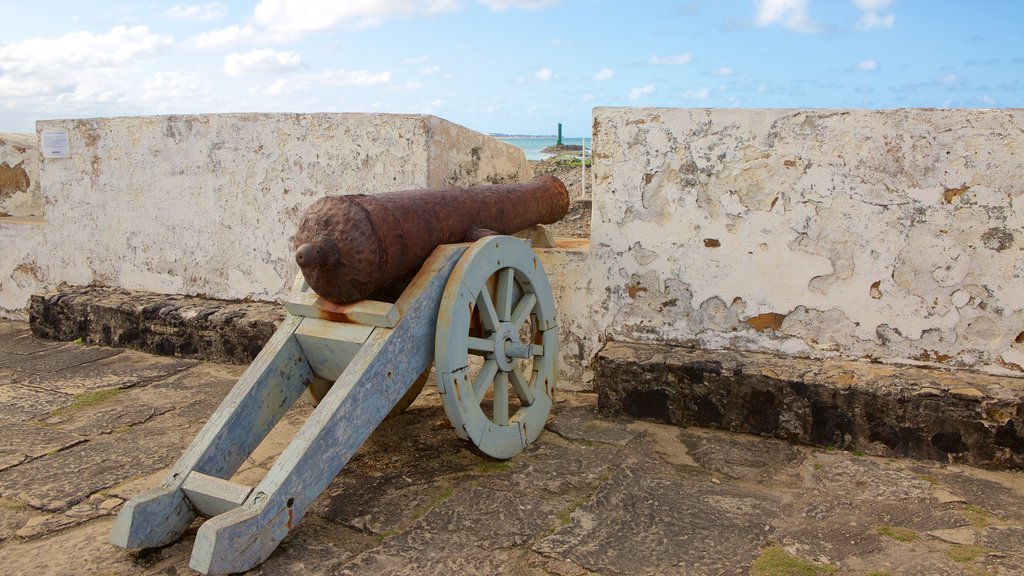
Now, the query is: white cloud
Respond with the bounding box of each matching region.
[265,68,393,95]
[224,48,302,76]
[420,65,441,75]
[166,3,228,22]
[0,26,172,98]
[581,93,596,101]
[628,84,656,100]
[253,0,410,34]
[680,87,710,100]
[938,73,962,87]
[141,72,208,105]
[426,0,461,14]
[711,66,735,76]
[251,0,471,37]
[478,0,560,10]
[856,11,894,29]
[754,0,819,33]
[535,68,553,81]
[649,53,693,66]
[593,68,615,81]
[854,59,877,72]
[852,0,892,10]
[193,25,257,47]
[852,0,895,30]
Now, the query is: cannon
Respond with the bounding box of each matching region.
[111,176,568,574]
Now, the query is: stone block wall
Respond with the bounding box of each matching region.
[591,108,1024,375]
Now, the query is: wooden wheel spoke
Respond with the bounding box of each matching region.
[476,289,499,332]
[467,336,495,355]
[510,292,537,327]
[493,371,509,426]
[496,268,515,322]
[509,366,534,406]
[473,359,498,403]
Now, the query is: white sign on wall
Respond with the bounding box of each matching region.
[41,129,70,158]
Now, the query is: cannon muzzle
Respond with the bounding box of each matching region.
[294,175,569,304]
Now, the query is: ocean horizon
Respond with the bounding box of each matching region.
[495,136,592,161]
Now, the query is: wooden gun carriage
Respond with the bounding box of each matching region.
[111,176,568,574]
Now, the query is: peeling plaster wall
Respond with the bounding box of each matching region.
[537,239,595,389]
[20,113,530,306]
[0,218,43,319]
[0,133,41,218]
[592,108,1024,374]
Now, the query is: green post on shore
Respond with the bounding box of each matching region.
[557,123,562,145]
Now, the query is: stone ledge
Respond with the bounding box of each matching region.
[29,286,284,365]
[595,341,1024,469]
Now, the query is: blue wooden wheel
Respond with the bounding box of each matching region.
[435,235,558,459]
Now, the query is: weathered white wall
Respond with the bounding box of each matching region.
[0,218,43,319]
[22,113,529,305]
[0,133,41,218]
[591,108,1024,375]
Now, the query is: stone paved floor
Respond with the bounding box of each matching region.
[0,319,1022,575]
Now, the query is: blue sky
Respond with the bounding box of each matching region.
[1,1,1021,137]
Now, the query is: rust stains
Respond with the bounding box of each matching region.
[943,184,970,204]
[869,280,882,299]
[783,159,797,167]
[919,350,952,363]
[294,175,569,304]
[745,312,786,332]
[703,238,721,248]
[626,283,648,299]
[0,161,30,200]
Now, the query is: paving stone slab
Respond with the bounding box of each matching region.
[915,466,1024,522]
[842,542,977,576]
[982,525,1024,556]
[15,493,122,540]
[336,537,533,576]
[681,426,805,482]
[807,454,934,500]
[535,466,781,576]
[24,348,196,395]
[0,418,188,512]
[47,405,158,438]
[0,383,73,423]
[0,502,30,543]
[319,471,460,535]
[474,438,623,497]
[0,344,123,375]
[0,422,85,472]
[0,326,64,355]
[545,404,644,447]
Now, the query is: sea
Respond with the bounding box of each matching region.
[495,136,592,161]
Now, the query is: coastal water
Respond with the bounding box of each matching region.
[496,136,592,161]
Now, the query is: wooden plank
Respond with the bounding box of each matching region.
[284,293,400,328]
[182,472,253,518]
[188,244,467,576]
[111,315,311,550]
[294,318,373,382]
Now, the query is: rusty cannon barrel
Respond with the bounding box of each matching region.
[294,174,569,304]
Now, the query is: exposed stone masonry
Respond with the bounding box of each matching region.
[29,286,283,365]
[596,341,1024,469]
